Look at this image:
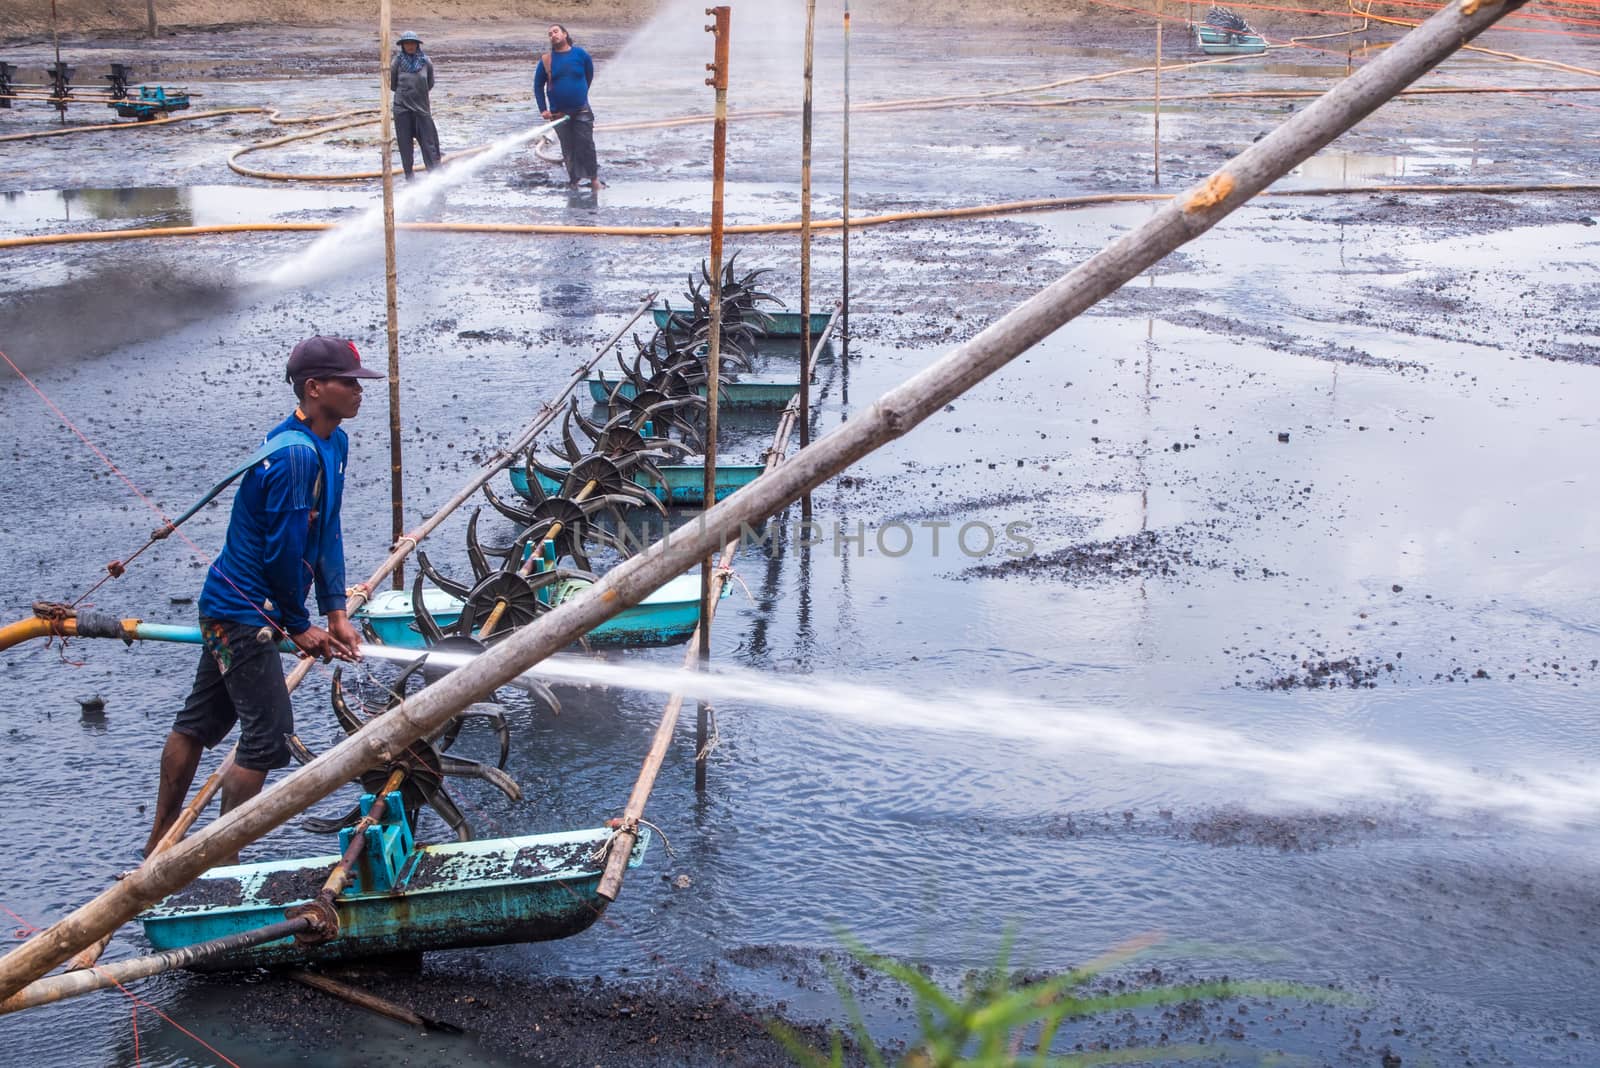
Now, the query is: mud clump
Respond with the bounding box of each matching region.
[161,876,246,910]
[967,527,1219,584]
[1178,807,1408,852]
[1037,806,1415,851]
[1252,655,1391,690]
[223,969,845,1067]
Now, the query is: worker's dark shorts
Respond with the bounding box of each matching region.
[171,617,294,772]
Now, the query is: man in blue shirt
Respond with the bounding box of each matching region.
[534,23,601,190]
[142,336,382,859]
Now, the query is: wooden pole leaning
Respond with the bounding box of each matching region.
[64,295,654,973]
[379,0,407,590]
[0,0,1526,1002]
[698,5,732,793]
[598,301,843,902]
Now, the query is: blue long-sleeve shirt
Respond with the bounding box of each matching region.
[534,46,594,114]
[198,412,349,634]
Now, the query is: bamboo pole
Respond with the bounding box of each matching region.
[49,0,63,125]
[1349,4,1357,75]
[698,6,731,793]
[598,301,843,901]
[379,0,406,590]
[0,0,1526,1001]
[147,0,157,38]
[799,0,817,517]
[1154,0,1163,186]
[62,296,654,972]
[841,0,852,351]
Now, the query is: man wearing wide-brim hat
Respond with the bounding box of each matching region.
[391,30,442,180]
[141,336,384,861]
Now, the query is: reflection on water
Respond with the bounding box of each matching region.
[1283,148,1479,188]
[0,184,374,227]
[1292,151,1411,184]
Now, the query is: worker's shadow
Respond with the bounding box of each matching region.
[565,186,599,212]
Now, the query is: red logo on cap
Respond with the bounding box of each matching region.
[347,341,362,364]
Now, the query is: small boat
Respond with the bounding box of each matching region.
[651,303,834,340]
[1193,24,1266,53]
[1193,5,1266,54]
[586,372,801,410]
[355,572,722,649]
[141,817,649,967]
[512,457,764,507]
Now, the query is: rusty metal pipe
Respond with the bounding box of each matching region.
[0,916,312,1014]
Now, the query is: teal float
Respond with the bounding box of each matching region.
[1192,23,1267,53]
[140,805,648,967]
[651,303,833,339]
[354,571,722,649]
[511,458,763,507]
[585,372,800,410]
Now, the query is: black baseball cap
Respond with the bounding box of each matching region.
[285,336,386,383]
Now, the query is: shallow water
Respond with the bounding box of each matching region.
[2,15,1599,1068]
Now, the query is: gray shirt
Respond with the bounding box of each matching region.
[390,55,434,114]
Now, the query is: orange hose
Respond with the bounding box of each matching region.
[0,107,267,144]
[0,617,59,651]
[4,184,1599,251]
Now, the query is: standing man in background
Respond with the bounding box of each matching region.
[391,30,442,181]
[535,23,601,190]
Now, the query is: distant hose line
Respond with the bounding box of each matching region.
[977,84,1600,109]
[4,183,1598,251]
[226,114,494,180]
[1351,1,1600,73]
[0,105,377,145]
[23,50,1276,181]
[9,30,1595,180]
[226,54,1264,182]
[0,106,267,143]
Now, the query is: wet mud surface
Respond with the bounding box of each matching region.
[3,9,1600,1068]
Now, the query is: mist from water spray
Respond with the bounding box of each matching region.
[351,643,1600,832]
[261,117,564,289]
[609,0,812,98]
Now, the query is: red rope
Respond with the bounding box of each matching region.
[1342,0,1600,37]
[1364,0,1600,28]
[0,900,244,1067]
[0,348,179,554]
[1086,0,1600,37]
[0,345,305,645]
